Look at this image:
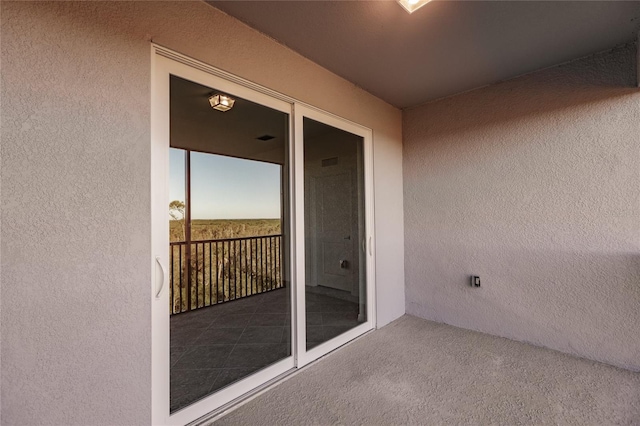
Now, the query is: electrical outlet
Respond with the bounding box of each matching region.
[470,276,481,288]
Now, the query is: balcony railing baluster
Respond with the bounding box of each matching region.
[169,234,283,315]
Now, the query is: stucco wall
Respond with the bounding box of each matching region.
[404,43,640,371]
[0,1,404,425]
[1,3,152,425]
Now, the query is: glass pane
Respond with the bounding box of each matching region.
[303,117,367,350]
[169,76,291,413]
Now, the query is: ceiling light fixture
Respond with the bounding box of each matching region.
[396,0,432,14]
[209,93,236,112]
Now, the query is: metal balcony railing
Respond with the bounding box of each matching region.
[169,235,283,315]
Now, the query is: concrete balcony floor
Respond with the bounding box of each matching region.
[170,287,361,413]
[214,315,640,425]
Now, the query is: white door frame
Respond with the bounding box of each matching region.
[151,45,376,426]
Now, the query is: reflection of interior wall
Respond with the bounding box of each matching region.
[304,128,361,297]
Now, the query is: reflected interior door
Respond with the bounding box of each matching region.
[303,117,368,350]
[309,163,357,293]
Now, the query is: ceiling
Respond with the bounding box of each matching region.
[209,1,640,109]
[170,76,361,165]
[170,75,288,164]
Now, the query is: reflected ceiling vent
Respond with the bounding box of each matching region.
[396,0,431,14]
[256,134,275,141]
[322,157,338,167]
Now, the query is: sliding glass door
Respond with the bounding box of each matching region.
[152,47,375,426]
[302,118,367,350]
[152,53,295,426]
[294,105,375,367]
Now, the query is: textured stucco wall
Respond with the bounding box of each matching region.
[0,2,403,424]
[404,43,640,371]
[1,3,152,425]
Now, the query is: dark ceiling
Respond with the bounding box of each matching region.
[208,1,640,109]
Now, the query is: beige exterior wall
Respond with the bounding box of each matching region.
[404,43,640,371]
[0,2,404,424]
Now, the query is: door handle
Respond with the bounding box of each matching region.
[368,237,372,256]
[155,256,165,298]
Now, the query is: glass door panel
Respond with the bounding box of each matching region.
[153,51,375,425]
[302,117,368,350]
[168,75,291,413]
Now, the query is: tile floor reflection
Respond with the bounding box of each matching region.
[170,287,360,413]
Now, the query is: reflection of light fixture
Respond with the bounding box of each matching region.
[396,0,431,14]
[209,94,236,112]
